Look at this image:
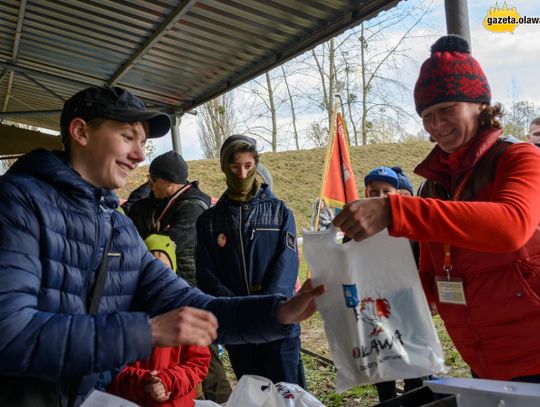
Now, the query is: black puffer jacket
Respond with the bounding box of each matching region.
[129,181,210,285]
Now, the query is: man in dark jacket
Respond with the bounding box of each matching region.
[121,181,152,213]
[128,151,232,402]
[0,86,325,406]
[129,150,210,286]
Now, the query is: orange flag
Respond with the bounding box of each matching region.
[320,112,358,208]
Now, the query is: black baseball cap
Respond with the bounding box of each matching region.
[60,86,171,142]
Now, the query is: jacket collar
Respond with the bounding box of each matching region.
[7,149,119,208]
[414,128,503,189]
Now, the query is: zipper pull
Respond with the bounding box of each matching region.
[251,228,256,240]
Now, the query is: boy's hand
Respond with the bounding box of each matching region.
[150,306,218,347]
[276,279,326,325]
[144,373,170,402]
[333,197,391,241]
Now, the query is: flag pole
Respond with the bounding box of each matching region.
[307,98,339,281]
[334,94,351,145]
[315,98,339,232]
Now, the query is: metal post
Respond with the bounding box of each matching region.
[170,114,182,155]
[444,0,471,50]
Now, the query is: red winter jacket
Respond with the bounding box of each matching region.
[108,345,210,407]
[388,128,540,380]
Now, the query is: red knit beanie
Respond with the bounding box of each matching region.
[413,35,491,116]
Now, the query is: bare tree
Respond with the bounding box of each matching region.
[341,53,358,145]
[311,38,337,126]
[359,10,429,144]
[144,140,156,161]
[307,119,329,148]
[504,100,538,139]
[265,72,278,152]
[198,93,235,159]
[281,65,300,150]
[236,71,286,152]
[305,1,433,146]
[230,0,435,151]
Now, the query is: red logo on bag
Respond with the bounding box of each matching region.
[360,297,391,336]
[275,383,295,399]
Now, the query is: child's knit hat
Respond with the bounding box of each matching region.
[391,166,414,196]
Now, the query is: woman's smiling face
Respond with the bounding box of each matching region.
[421,101,484,154]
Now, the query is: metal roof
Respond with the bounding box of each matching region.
[0,0,400,132]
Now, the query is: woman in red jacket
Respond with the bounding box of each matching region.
[334,35,540,382]
[108,234,211,406]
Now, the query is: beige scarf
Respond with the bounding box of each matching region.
[225,166,261,202]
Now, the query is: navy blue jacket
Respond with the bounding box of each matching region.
[196,185,300,336]
[0,150,291,405]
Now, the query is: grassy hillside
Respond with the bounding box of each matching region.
[118,141,435,230]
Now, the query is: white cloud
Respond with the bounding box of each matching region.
[469,1,540,106]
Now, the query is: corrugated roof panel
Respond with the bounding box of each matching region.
[0,2,19,57]
[0,0,401,134]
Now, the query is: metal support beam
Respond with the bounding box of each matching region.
[0,62,98,89]
[21,73,66,102]
[170,115,182,155]
[108,0,198,86]
[0,110,61,118]
[2,0,27,112]
[444,0,471,49]
[2,72,15,112]
[0,62,181,111]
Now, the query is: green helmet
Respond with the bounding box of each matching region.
[144,234,177,271]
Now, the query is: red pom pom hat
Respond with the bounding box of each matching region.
[413,35,491,116]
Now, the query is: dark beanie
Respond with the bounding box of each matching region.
[391,166,414,196]
[414,35,491,116]
[149,150,188,184]
[219,134,257,172]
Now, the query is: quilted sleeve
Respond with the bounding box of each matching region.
[0,181,152,380]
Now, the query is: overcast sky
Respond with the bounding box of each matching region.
[152,0,540,161]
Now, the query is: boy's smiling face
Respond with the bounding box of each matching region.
[69,118,147,189]
[366,181,398,198]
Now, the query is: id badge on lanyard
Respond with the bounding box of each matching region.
[435,170,473,306]
[435,275,466,305]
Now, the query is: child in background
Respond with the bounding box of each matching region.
[391,166,421,269]
[310,197,334,231]
[364,166,424,402]
[391,166,415,197]
[108,234,211,407]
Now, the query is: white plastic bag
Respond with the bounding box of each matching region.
[303,227,445,392]
[80,390,139,407]
[275,382,324,407]
[225,375,283,407]
[211,375,324,407]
